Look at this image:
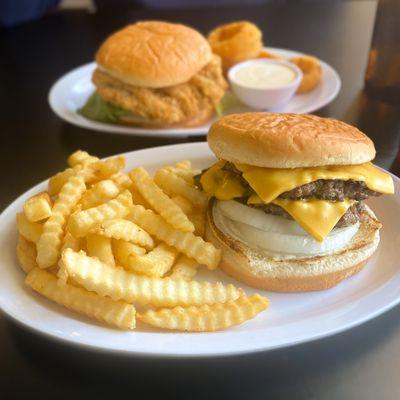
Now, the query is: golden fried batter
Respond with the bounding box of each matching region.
[92,55,227,126]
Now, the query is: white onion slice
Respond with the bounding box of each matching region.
[214,200,360,258]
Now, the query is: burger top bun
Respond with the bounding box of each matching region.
[208,113,376,168]
[96,21,212,88]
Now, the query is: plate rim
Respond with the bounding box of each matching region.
[1,142,399,358]
[48,47,341,138]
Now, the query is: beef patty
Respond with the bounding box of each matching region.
[222,162,380,201]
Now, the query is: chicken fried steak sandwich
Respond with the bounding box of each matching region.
[198,113,394,292]
[79,21,227,128]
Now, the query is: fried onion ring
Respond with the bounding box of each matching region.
[208,21,262,72]
[258,50,284,60]
[290,55,322,94]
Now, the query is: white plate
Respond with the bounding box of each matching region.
[48,47,341,138]
[2,143,397,358]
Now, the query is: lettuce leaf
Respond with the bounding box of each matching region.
[215,92,243,117]
[78,92,131,123]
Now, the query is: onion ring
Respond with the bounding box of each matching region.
[290,55,322,94]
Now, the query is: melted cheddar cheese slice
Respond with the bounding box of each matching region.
[235,162,394,204]
[272,198,356,241]
[200,161,248,200]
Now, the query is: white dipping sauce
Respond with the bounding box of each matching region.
[234,63,296,88]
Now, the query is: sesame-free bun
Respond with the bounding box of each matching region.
[208,113,376,168]
[96,21,212,88]
[205,200,381,292]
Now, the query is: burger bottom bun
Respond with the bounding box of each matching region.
[205,201,382,292]
[119,107,214,129]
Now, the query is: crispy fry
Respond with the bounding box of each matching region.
[92,218,153,249]
[23,192,53,222]
[61,232,82,252]
[48,157,125,196]
[130,187,151,208]
[163,166,197,185]
[175,160,192,170]
[37,175,86,268]
[171,195,194,215]
[86,233,115,267]
[110,171,132,190]
[16,235,37,273]
[59,249,241,307]
[124,243,178,277]
[86,157,125,183]
[188,212,206,237]
[113,239,146,267]
[129,167,194,232]
[138,294,269,332]
[16,212,43,243]
[127,205,221,270]
[67,190,132,238]
[48,167,79,196]
[68,150,99,167]
[169,255,198,281]
[26,268,136,330]
[80,179,119,209]
[154,168,208,210]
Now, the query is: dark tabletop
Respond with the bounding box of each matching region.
[1,1,400,399]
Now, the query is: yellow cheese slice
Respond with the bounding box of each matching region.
[272,198,355,241]
[200,160,248,200]
[235,162,394,204]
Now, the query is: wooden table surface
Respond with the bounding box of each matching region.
[1,1,400,399]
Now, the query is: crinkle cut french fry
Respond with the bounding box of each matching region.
[67,190,132,238]
[170,195,194,215]
[16,213,43,243]
[124,243,178,277]
[61,232,82,252]
[154,168,208,210]
[129,167,194,232]
[26,268,136,330]
[68,150,99,167]
[175,160,191,170]
[110,171,132,190]
[59,249,241,307]
[169,255,198,281]
[92,218,153,249]
[23,192,53,222]
[86,233,115,267]
[48,167,78,196]
[49,157,125,196]
[113,239,146,266]
[137,294,269,332]
[127,205,220,270]
[16,235,37,273]
[36,175,86,268]
[86,157,125,183]
[80,179,119,209]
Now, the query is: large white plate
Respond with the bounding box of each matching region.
[48,48,341,138]
[1,143,397,358]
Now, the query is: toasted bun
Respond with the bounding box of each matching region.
[205,201,381,292]
[96,21,212,88]
[208,113,376,168]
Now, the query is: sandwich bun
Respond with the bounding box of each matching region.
[205,200,382,292]
[208,113,376,168]
[96,21,212,88]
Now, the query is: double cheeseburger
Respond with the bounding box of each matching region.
[80,21,227,128]
[199,113,394,292]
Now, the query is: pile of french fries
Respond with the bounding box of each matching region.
[16,150,269,332]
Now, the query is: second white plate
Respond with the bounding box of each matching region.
[48,47,341,137]
[0,143,399,358]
